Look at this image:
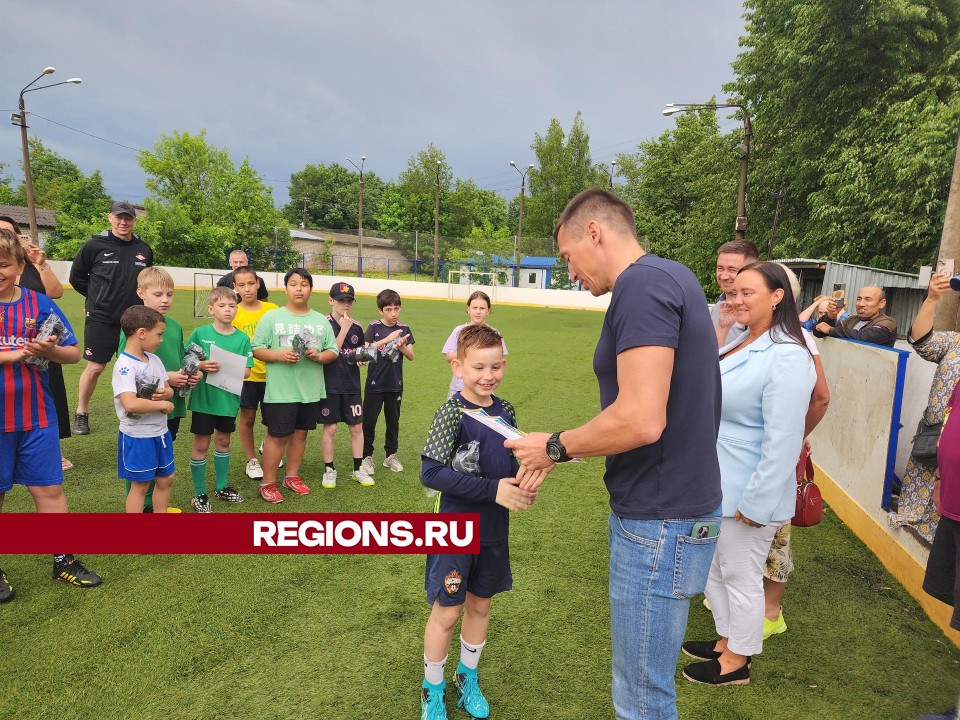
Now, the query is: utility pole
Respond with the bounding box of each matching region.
[433,161,441,282]
[346,156,366,276]
[935,125,960,331]
[301,197,311,229]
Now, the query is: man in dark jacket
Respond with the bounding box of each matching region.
[813,285,898,348]
[217,248,269,300]
[68,201,153,434]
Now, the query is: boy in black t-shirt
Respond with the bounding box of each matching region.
[418,324,541,720]
[360,289,414,477]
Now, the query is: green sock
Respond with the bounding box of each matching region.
[214,451,230,491]
[190,458,207,496]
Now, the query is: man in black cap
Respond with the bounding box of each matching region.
[69,201,154,435]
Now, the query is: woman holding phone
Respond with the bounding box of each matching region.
[682,262,816,686]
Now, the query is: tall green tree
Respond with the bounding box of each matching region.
[726,0,960,270]
[523,112,598,237]
[0,163,16,205]
[283,162,386,231]
[15,137,83,209]
[617,108,741,290]
[136,130,292,269]
[45,170,113,259]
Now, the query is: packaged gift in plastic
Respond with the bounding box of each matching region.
[380,337,402,363]
[291,327,320,357]
[24,313,75,370]
[175,342,206,397]
[342,345,378,365]
[126,369,163,419]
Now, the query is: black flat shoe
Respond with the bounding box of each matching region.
[682,658,751,686]
[681,640,722,661]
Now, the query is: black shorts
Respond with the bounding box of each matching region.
[83,319,122,364]
[261,402,319,437]
[190,411,237,436]
[239,381,266,410]
[319,393,363,425]
[923,514,960,630]
[425,543,512,607]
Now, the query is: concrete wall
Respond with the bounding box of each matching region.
[48,260,611,312]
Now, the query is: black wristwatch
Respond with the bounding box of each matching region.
[546,431,571,463]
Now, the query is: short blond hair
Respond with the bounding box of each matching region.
[208,286,237,305]
[137,266,174,291]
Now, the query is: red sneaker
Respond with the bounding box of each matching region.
[259,483,284,504]
[282,475,311,495]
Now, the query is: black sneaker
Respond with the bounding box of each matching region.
[52,555,102,588]
[72,412,90,435]
[682,657,751,686]
[0,567,14,602]
[191,494,213,513]
[214,486,244,503]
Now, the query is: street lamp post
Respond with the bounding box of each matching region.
[608,160,617,189]
[14,67,82,243]
[346,156,366,276]
[663,102,752,241]
[433,160,441,282]
[510,161,534,288]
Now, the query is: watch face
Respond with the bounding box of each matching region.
[547,444,562,462]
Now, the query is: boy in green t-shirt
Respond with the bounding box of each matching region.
[117,267,198,512]
[185,287,254,512]
[251,268,338,503]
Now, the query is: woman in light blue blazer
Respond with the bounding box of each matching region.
[682,262,816,687]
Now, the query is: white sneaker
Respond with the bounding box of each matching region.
[259,441,284,468]
[322,467,337,489]
[245,458,264,479]
[360,456,376,476]
[383,454,404,472]
[352,468,375,487]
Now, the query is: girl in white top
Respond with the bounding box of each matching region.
[441,291,508,398]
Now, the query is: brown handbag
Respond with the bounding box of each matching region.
[792,445,823,527]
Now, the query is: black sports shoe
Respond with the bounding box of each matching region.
[191,494,213,513]
[52,555,102,588]
[0,567,14,602]
[72,412,90,435]
[214,486,244,503]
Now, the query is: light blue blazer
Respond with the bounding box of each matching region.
[717,329,816,525]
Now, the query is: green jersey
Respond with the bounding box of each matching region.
[185,324,254,417]
[251,306,338,403]
[118,314,186,419]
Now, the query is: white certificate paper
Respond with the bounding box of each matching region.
[206,345,247,396]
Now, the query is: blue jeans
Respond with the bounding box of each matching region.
[609,510,720,720]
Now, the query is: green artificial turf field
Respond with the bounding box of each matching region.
[2,287,958,719]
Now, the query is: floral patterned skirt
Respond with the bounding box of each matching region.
[887,456,940,545]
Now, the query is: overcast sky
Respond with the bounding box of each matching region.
[2,0,748,207]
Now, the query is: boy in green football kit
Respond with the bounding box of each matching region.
[117,267,197,512]
[252,268,338,503]
[186,287,254,512]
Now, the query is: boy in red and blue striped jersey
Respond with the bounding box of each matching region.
[0,228,101,602]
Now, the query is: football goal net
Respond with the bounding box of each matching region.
[193,273,220,318]
[447,268,499,302]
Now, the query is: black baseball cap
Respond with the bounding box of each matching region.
[330,282,356,300]
[110,201,137,217]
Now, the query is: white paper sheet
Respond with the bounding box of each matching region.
[205,344,247,396]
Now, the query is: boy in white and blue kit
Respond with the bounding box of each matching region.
[113,305,176,514]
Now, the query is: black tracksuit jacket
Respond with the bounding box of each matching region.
[69,231,154,324]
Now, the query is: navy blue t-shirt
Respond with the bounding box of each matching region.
[364,320,415,393]
[421,394,520,545]
[323,315,365,394]
[594,254,722,519]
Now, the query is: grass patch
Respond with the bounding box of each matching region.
[3,289,958,719]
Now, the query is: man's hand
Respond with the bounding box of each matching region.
[515,465,553,492]
[825,299,839,320]
[495,477,537,511]
[504,432,554,473]
[716,300,737,330]
[815,321,833,335]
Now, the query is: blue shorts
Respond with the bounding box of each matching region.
[0,424,63,493]
[425,543,512,607]
[118,431,175,483]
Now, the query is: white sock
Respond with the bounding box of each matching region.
[459,636,485,671]
[424,654,447,686]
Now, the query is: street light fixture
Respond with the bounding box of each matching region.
[607,159,617,190]
[14,67,82,242]
[510,161,535,287]
[346,156,366,276]
[433,160,442,282]
[662,102,752,241]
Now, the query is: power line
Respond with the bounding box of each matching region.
[26,112,143,152]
